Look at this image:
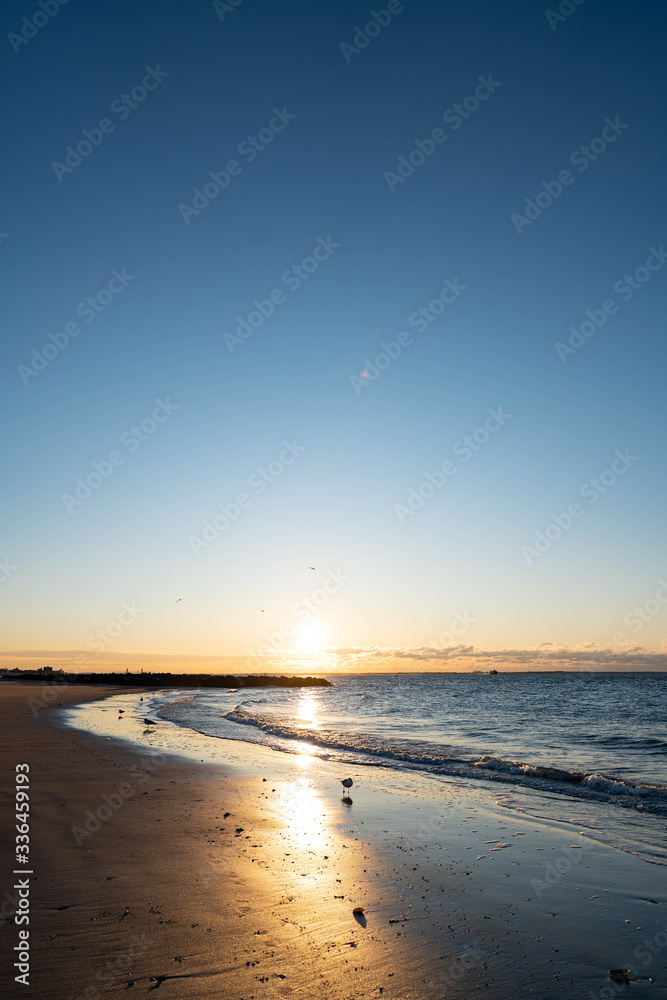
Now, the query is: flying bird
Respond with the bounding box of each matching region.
[340,778,353,790]
[176,598,183,603]
[309,566,316,571]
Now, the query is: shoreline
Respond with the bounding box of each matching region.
[68,683,667,866]
[1,682,666,998]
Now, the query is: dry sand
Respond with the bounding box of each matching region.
[1,682,665,999]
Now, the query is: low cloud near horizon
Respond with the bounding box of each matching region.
[2,643,667,674]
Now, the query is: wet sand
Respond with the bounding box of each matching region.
[1,682,665,999]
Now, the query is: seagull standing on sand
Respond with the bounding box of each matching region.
[340,778,353,791]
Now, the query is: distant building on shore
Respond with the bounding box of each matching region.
[1,665,63,679]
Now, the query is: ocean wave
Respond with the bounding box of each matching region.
[472,755,584,783]
[580,773,667,798]
[473,755,667,800]
[224,708,466,767]
[223,708,667,816]
[582,733,667,752]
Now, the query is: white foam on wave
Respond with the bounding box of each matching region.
[581,773,666,799]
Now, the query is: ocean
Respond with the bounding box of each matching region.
[69,671,667,864]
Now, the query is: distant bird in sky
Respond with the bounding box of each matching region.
[309,566,316,571]
[260,609,265,612]
[340,778,353,790]
[176,598,182,602]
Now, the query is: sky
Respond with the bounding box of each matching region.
[2,0,667,673]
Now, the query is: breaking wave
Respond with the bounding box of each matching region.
[224,708,667,816]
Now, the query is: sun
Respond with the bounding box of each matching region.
[294,620,328,648]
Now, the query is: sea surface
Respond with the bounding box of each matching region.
[69,672,667,864]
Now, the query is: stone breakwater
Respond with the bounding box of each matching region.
[1,669,331,689]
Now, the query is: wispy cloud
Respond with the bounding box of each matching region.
[322,643,667,672]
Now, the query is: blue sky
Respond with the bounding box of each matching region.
[2,0,667,671]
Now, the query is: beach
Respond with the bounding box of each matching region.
[1,682,666,999]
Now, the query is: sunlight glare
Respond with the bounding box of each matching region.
[294,620,328,648]
[278,778,327,850]
[296,692,320,728]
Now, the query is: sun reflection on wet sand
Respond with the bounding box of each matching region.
[276,758,329,851]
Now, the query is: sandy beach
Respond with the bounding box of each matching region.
[1,682,666,1000]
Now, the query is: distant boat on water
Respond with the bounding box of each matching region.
[489,669,499,675]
